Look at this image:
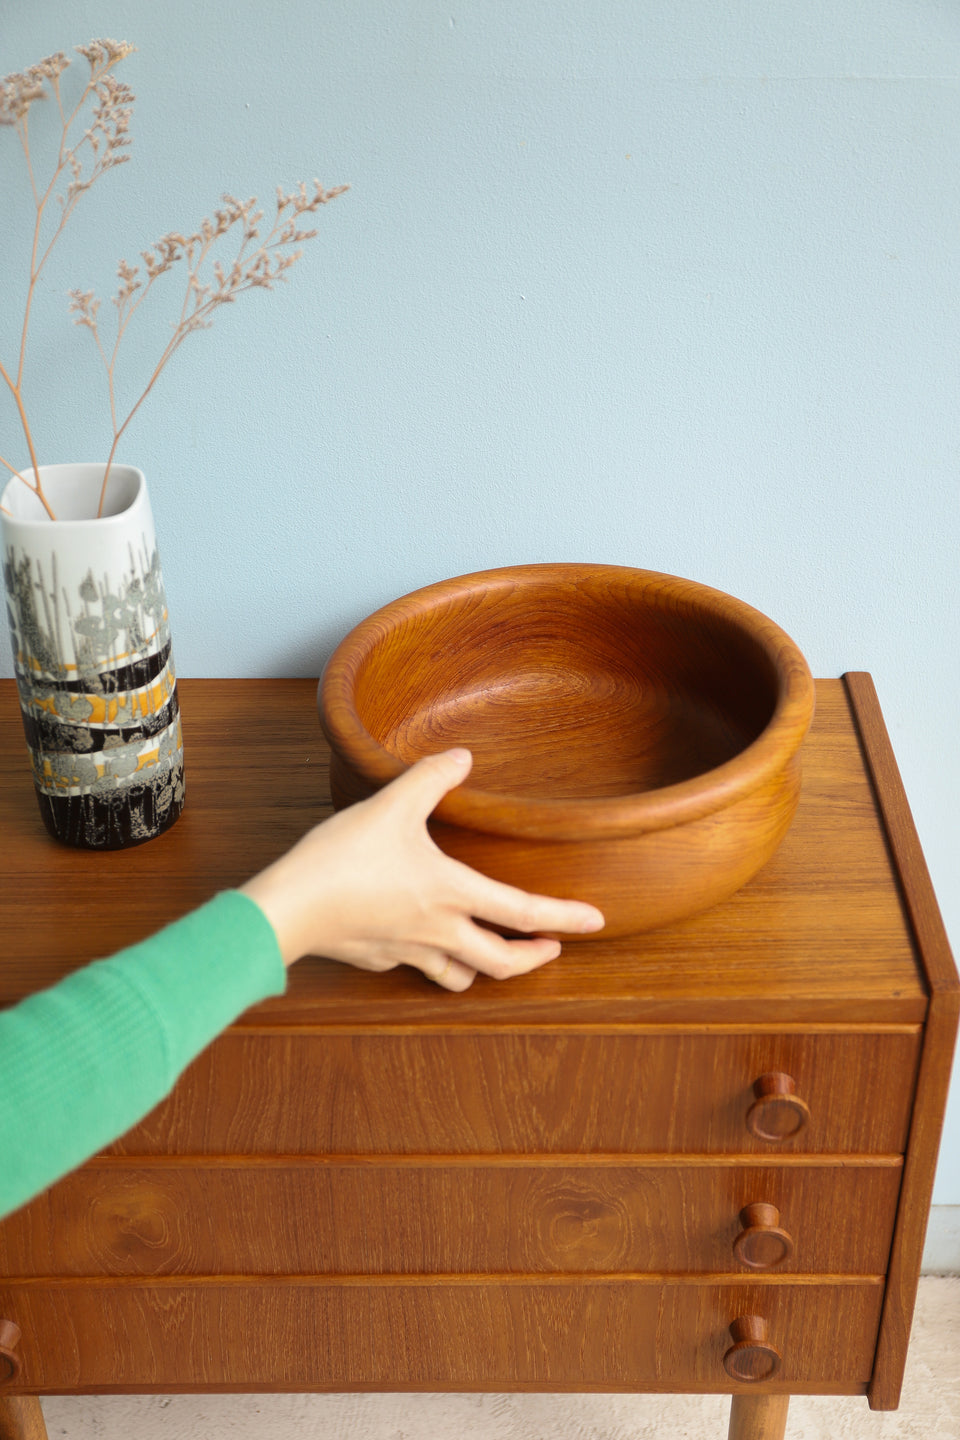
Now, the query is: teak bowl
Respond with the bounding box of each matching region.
[318,563,815,939]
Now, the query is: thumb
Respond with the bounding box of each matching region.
[384,748,473,820]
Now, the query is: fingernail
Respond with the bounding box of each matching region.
[447,748,472,767]
[580,908,605,932]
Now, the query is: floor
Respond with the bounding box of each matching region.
[37,1276,959,1439]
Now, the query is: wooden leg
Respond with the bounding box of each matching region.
[727,1393,789,1440]
[0,1397,48,1440]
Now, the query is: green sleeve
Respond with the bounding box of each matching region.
[0,890,286,1219]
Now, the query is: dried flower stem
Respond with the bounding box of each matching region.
[69,182,348,515]
[1,40,135,517]
[2,40,346,520]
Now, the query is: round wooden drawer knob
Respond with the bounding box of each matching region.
[0,1319,23,1385]
[733,1202,795,1270]
[746,1071,810,1141]
[723,1315,782,1383]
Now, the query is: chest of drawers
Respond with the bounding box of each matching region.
[0,673,956,1440]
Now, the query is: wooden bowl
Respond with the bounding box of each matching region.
[318,564,815,939]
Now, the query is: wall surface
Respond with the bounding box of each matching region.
[2,2,958,1201]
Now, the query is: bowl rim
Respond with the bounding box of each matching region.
[318,563,816,841]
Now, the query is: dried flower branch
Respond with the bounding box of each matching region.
[1,40,135,516]
[69,181,348,515]
[2,40,346,520]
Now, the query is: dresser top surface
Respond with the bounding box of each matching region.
[0,675,939,1025]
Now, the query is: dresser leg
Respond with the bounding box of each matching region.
[0,1397,48,1440]
[727,1393,789,1440]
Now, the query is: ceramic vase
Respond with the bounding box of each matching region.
[0,463,184,848]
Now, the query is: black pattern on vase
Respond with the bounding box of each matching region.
[3,538,185,849]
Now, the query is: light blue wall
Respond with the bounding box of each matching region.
[3,3,958,1198]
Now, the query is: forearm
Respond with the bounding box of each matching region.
[0,891,285,1219]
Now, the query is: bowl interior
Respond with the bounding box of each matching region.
[351,575,781,803]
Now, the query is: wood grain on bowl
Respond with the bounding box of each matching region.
[319,564,815,938]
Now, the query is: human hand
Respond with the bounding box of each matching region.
[240,748,604,990]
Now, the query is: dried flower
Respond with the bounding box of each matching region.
[74,39,136,69]
[2,40,346,519]
[0,51,70,126]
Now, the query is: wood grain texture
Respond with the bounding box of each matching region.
[842,675,960,1411]
[0,1278,883,1393]
[722,1315,782,1381]
[728,1394,790,1440]
[101,1026,920,1158]
[0,1324,20,1386]
[0,1397,48,1440]
[0,672,954,1416]
[0,1159,901,1279]
[732,1205,795,1272]
[320,563,816,936]
[0,679,925,1026]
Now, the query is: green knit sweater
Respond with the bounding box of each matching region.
[0,891,286,1220]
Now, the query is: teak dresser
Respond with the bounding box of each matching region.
[0,674,956,1440]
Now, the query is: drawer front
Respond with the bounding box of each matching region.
[0,1160,901,1279]
[0,1278,884,1391]
[107,1028,920,1156]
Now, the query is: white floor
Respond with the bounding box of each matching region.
[39,1276,959,1440]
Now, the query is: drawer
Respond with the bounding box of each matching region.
[107,1027,921,1156]
[0,1276,884,1391]
[0,1159,901,1279]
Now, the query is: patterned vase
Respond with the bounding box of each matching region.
[1,463,184,849]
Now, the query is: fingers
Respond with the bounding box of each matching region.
[445,860,605,939]
[421,953,477,992]
[416,931,560,991]
[247,744,606,982]
[381,752,605,937]
[380,748,473,819]
[450,924,564,980]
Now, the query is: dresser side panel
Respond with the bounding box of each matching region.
[842,673,960,1410]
